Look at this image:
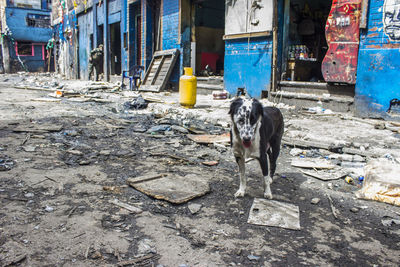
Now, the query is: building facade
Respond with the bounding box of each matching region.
[51,0,399,119]
[0,0,53,72]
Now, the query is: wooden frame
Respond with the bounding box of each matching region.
[139,49,180,92]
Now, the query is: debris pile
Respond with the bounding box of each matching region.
[0,155,15,171]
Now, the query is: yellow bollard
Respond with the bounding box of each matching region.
[179,67,197,108]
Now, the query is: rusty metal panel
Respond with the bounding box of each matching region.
[322,0,362,84]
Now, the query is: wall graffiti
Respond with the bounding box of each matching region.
[383,0,400,41]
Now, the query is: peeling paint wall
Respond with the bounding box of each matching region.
[355,0,400,118]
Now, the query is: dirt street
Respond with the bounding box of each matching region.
[1,74,400,267]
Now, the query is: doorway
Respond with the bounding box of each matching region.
[110,22,121,75]
[281,0,332,83]
[97,25,104,46]
[193,0,225,77]
[128,3,141,67]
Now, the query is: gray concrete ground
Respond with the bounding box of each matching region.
[0,73,400,267]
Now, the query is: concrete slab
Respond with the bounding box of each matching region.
[248,198,300,230]
[127,173,210,204]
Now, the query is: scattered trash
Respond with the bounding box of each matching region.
[247,254,260,261]
[356,160,400,206]
[328,153,365,162]
[12,124,63,133]
[64,130,79,137]
[22,145,36,152]
[171,125,189,134]
[341,162,366,169]
[188,203,202,214]
[247,198,300,230]
[381,216,400,227]
[123,95,148,110]
[201,160,219,166]
[345,176,354,185]
[0,156,15,171]
[212,90,228,100]
[291,158,336,169]
[289,148,304,156]
[147,125,171,133]
[24,192,34,198]
[109,198,142,214]
[103,186,122,194]
[311,198,320,204]
[300,169,347,181]
[137,238,157,255]
[127,173,210,204]
[45,205,54,212]
[327,195,339,219]
[187,132,230,144]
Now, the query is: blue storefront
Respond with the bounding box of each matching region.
[1,0,52,72]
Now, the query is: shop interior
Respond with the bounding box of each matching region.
[282,0,332,83]
[193,0,225,76]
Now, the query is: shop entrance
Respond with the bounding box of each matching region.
[281,0,332,83]
[192,0,225,77]
[110,22,121,75]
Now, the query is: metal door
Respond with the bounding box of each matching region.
[321,0,362,84]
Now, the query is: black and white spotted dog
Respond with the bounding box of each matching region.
[229,97,284,199]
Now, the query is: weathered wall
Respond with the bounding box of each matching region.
[143,0,153,69]
[5,7,51,42]
[355,0,400,118]
[9,43,47,72]
[78,11,93,79]
[224,37,273,98]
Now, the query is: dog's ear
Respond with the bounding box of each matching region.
[252,98,263,117]
[229,97,243,116]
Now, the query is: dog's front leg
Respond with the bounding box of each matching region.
[234,156,246,198]
[258,154,273,199]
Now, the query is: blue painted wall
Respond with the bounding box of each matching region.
[10,44,47,72]
[121,0,128,71]
[355,0,400,118]
[5,8,52,42]
[224,37,273,98]
[4,7,52,72]
[144,0,153,70]
[78,11,93,79]
[162,0,181,85]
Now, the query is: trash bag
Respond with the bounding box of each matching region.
[355,159,400,206]
[123,95,148,110]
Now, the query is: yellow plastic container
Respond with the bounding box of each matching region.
[179,67,197,108]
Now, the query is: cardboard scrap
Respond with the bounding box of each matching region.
[248,198,300,230]
[300,169,347,181]
[187,132,230,144]
[127,173,210,204]
[291,158,336,169]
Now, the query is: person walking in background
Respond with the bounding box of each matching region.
[88,44,104,81]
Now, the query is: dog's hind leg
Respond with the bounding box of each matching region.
[234,156,246,198]
[269,137,282,178]
[258,153,273,199]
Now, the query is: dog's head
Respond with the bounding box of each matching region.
[229,97,263,148]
